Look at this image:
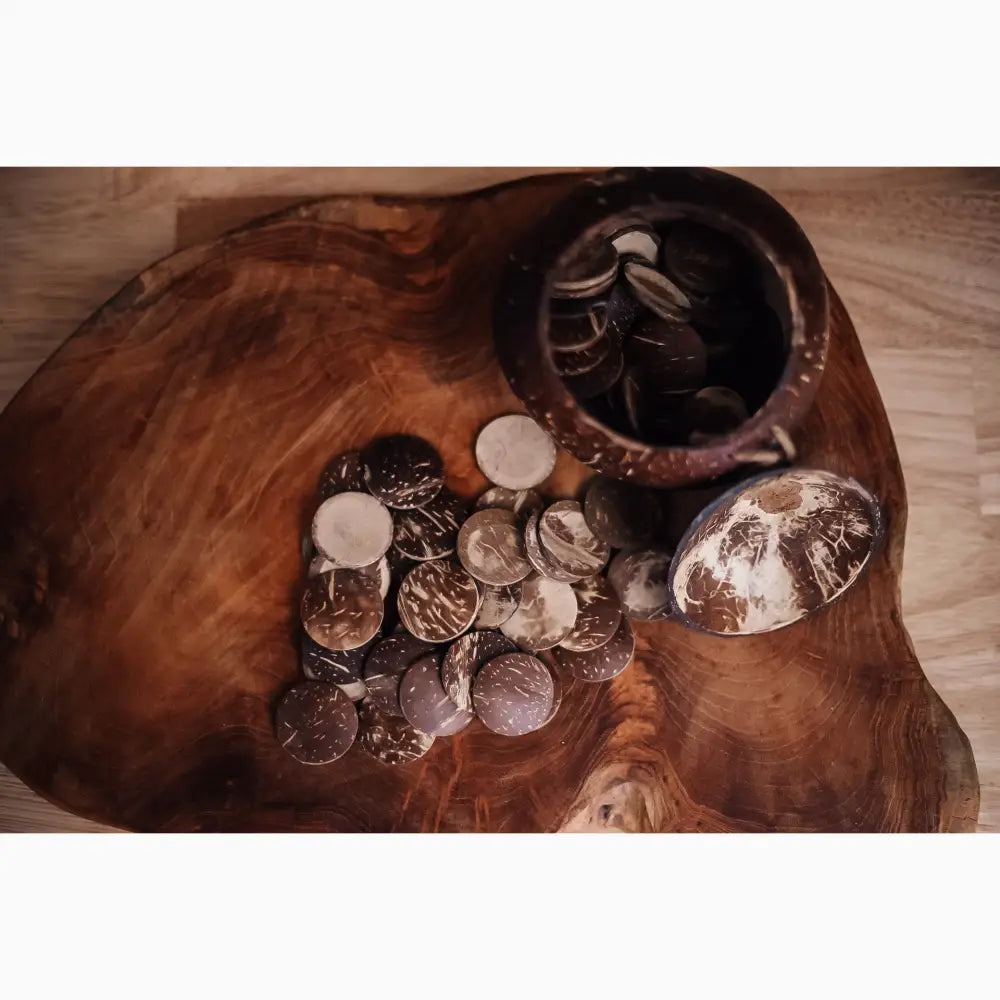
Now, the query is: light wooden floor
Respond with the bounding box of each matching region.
[0,168,997,833]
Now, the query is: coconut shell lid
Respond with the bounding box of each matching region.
[669,468,882,635]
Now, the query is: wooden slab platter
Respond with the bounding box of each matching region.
[0,174,979,831]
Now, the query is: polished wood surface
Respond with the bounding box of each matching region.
[0,171,981,831]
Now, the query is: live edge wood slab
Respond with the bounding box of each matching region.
[0,174,979,832]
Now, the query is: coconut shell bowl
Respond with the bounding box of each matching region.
[0,169,978,831]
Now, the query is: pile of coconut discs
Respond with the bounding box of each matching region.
[276,417,663,766]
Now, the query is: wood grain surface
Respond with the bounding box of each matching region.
[0,170,983,832]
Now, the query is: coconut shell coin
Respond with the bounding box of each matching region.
[362,434,444,509]
[357,699,435,765]
[538,500,610,578]
[559,576,622,652]
[475,487,544,521]
[623,260,692,320]
[661,221,742,294]
[563,340,624,401]
[607,549,673,621]
[392,488,467,561]
[549,304,608,353]
[457,508,532,587]
[301,631,376,685]
[610,225,660,265]
[500,575,578,651]
[554,616,635,682]
[473,652,555,737]
[523,510,583,583]
[682,386,749,443]
[625,316,707,394]
[670,468,881,635]
[551,235,619,300]
[475,414,557,490]
[553,337,610,378]
[397,559,480,643]
[362,633,436,715]
[312,491,394,569]
[301,569,383,651]
[275,681,359,765]
[318,449,365,499]
[583,477,661,549]
[473,581,522,629]
[441,629,518,712]
[400,653,474,736]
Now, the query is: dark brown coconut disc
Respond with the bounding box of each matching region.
[301,631,377,685]
[523,510,583,583]
[500,574,578,651]
[538,500,610,578]
[392,488,467,561]
[553,336,610,378]
[275,681,359,765]
[472,652,555,737]
[670,469,881,636]
[317,449,365,499]
[607,550,673,621]
[475,414,557,490]
[623,260,692,320]
[625,315,707,392]
[475,486,544,521]
[563,339,624,401]
[660,221,742,294]
[605,281,643,346]
[610,225,660,265]
[473,581,522,629]
[559,576,622,652]
[357,699,435,764]
[583,477,662,549]
[553,616,635,682]
[300,569,383,651]
[551,235,619,300]
[362,434,444,509]
[362,632,436,716]
[397,559,480,643]
[400,653,474,736]
[457,508,532,587]
[312,491,394,569]
[682,386,749,443]
[549,304,608,353]
[441,629,517,712]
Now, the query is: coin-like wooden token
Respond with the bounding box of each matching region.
[553,616,635,682]
[551,235,618,300]
[475,414,556,490]
[473,581,522,629]
[682,386,749,443]
[538,500,610,578]
[300,568,383,651]
[397,559,480,643]
[500,575,578,651]
[362,434,444,509]
[583,477,662,549]
[441,629,518,712]
[274,681,358,765]
[607,549,673,621]
[475,487,543,521]
[523,510,584,583]
[317,449,365,499]
[661,221,742,294]
[472,652,555,737]
[549,303,608,353]
[559,576,622,652]
[605,281,643,346]
[301,631,377,684]
[457,508,532,587]
[392,488,467,561]
[625,315,707,394]
[623,260,692,320]
[400,653,474,736]
[610,225,660,265]
[312,491,394,569]
[362,632,436,715]
[553,336,610,378]
[562,339,624,401]
[357,698,435,764]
